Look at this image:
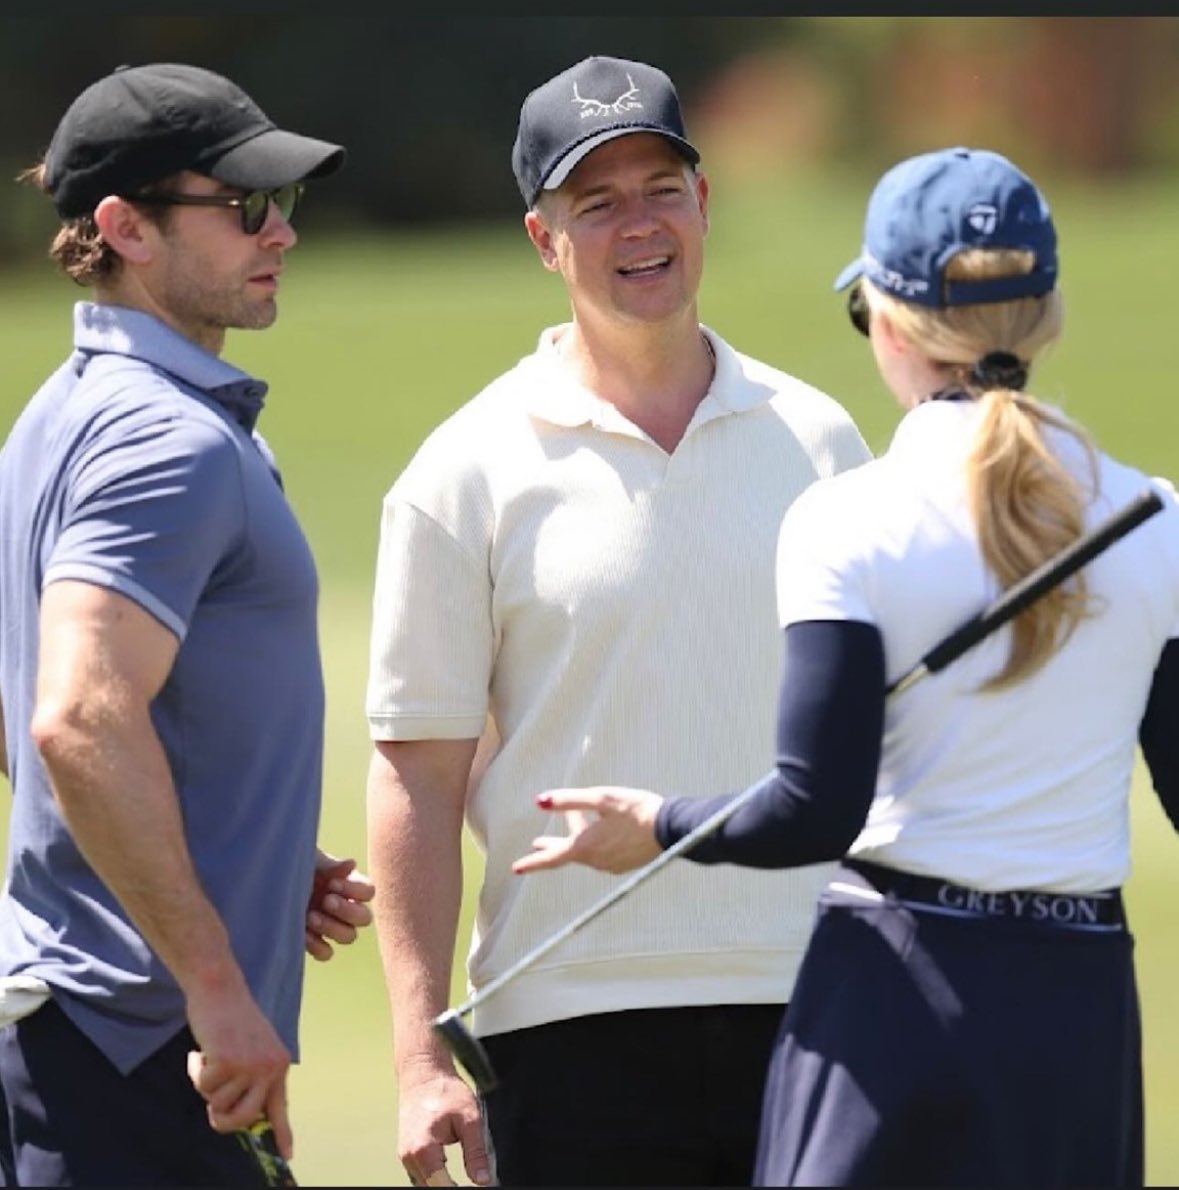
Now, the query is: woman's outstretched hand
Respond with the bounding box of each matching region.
[511,787,666,875]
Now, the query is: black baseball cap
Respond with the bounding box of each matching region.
[511,55,700,208]
[44,62,346,219]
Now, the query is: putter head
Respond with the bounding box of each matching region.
[433,1008,499,1093]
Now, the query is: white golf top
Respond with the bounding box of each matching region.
[774,396,1179,892]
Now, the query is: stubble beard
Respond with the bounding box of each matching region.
[161,262,278,341]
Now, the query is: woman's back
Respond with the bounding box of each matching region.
[776,396,1179,892]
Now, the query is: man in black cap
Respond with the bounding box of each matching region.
[364,54,871,1187]
[0,63,373,1185]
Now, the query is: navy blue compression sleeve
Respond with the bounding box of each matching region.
[654,619,884,868]
[1139,638,1179,832]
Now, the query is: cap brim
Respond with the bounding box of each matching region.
[833,257,864,292]
[207,127,346,190]
[543,127,700,194]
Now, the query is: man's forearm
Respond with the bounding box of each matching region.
[366,740,474,1075]
[33,705,244,999]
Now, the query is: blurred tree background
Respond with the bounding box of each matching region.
[2,14,1178,259]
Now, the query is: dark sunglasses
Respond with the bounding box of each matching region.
[847,283,871,337]
[125,182,304,235]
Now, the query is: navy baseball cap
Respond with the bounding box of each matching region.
[44,63,346,219]
[833,147,1058,308]
[511,55,700,207]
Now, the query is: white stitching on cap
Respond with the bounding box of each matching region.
[966,202,999,234]
[571,73,643,119]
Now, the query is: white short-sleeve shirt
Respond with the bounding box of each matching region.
[776,396,1179,893]
[367,324,872,1035]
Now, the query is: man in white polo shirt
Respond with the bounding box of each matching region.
[364,54,871,1188]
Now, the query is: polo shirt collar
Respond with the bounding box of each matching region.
[72,302,269,432]
[522,323,772,432]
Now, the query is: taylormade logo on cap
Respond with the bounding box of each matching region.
[832,146,1058,308]
[511,55,701,207]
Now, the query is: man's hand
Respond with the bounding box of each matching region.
[305,850,375,961]
[398,1065,491,1187]
[186,989,294,1159]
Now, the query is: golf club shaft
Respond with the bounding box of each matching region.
[450,787,762,1020]
[888,487,1164,694]
[438,485,1166,1081]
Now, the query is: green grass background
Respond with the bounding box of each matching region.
[1,166,1177,1185]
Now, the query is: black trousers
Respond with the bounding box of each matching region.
[0,998,280,1187]
[756,894,1144,1188]
[480,1003,785,1187]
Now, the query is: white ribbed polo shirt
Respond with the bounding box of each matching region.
[367,324,872,1036]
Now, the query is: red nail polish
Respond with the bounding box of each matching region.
[537,794,553,809]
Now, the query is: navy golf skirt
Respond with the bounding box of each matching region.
[756,861,1144,1188]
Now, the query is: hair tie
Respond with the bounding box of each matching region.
[970,351,1027,392]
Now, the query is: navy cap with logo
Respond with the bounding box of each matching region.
[44,62,346,219]
[511,55,700,208]
[833,146,1058,308]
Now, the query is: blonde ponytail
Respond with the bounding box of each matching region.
[965,389,1095,687]
[866,248,1098,688]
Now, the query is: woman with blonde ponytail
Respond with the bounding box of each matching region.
[856,243,1099,688]
[510,147,1179,1187]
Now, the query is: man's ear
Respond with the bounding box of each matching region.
[524,208,559,273]
[93,196,156,265]
[696,170,710,236]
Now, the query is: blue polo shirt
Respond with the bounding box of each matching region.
[0,302,324,1073]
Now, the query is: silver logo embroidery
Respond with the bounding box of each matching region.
[571,72,642,119]
[966,202,999,235]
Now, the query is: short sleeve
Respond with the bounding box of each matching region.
[774,478,876,629]
[1150,475,1179,641]
[45,417,244,640]
[365,496,494,741]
